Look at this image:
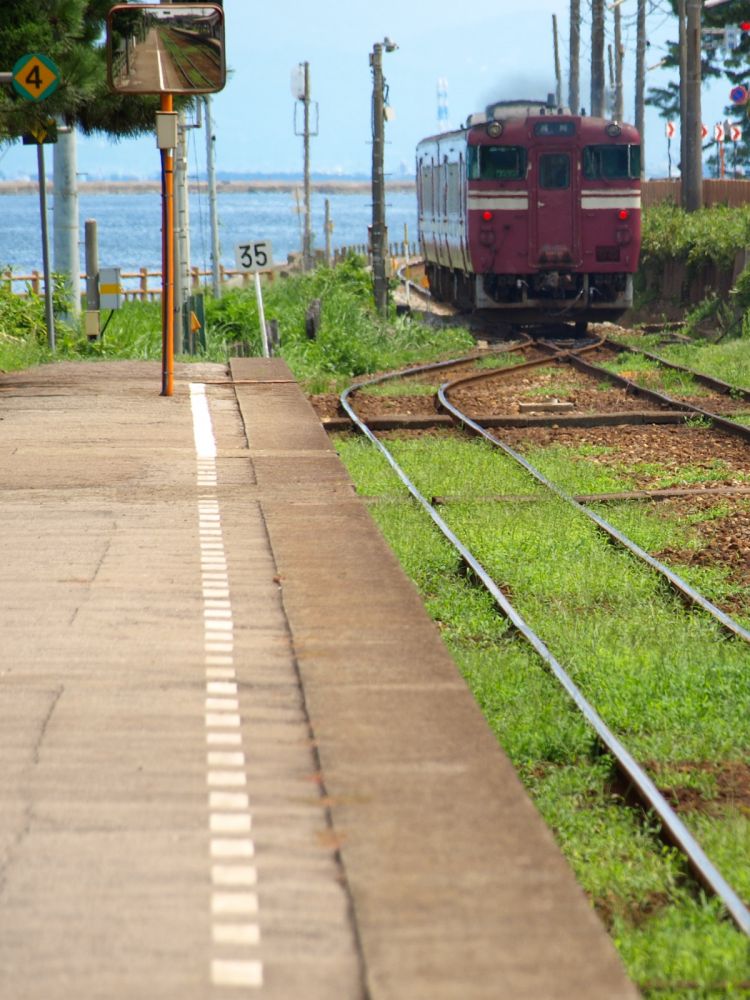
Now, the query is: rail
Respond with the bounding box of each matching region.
[340,348,750,937]
[441,341,750,643]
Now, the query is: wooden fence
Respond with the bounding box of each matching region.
[641,178,750,209]
[1,242,419,300]
[2,266,264,301]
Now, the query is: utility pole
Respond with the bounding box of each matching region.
[204,95,222,299]
[552,15,562,107]
[635,0,647,175]
[53,124,81,318]
[679,0,688,185]
[324,198,332,266]
[302,62,312,270]
[174,109,190,353]
[613,2,624,122]
[569,0,580,114]
[684,0,703,210]
[371,38,397,317]
[292,62,315,270]
[37,144,55,350]
[591,0,605,117]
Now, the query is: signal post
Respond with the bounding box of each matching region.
[0,52,61,350]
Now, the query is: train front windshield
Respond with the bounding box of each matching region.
[467,145,527,181]
[583,145,641,180]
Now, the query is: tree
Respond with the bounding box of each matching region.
[0,0,159,143]
[646,0,750,173]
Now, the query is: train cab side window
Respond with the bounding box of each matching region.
[468,145,526,181]
[583,145,641,180]
[539,153,570,189]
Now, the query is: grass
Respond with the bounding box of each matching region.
[612,333,750,394]
[0,257,476,386]
[598,351,712,398]
[334,431,750,996]
[522,438,750,492]
[358,380,437,397]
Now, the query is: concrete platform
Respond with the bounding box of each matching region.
[0,358,639,999]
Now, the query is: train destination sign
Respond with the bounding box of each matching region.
[107,3,226,95]
[12,53,60,102]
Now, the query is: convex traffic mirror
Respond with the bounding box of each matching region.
[107,4,226,95]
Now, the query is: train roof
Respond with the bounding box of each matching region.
[417,110,640,149]
[416,94,639,148]
[472,97,571,124]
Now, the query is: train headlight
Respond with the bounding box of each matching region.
[482,210,494,222]
[486,121,503,138]
[618,209,630,221]
[605,122,622,137]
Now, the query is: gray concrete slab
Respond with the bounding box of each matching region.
[0,361,361,1000]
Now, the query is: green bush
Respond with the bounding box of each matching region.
[641,202,750,271]
[0,273,75,369]
[206,255,474,390]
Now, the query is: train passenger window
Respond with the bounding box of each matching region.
[446,163,461,214]
[467,145,526,181]
[420,164,434,214]
[583,145,641,179]
[539,153,570,189]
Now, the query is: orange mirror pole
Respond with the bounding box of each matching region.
[160,94,175,397]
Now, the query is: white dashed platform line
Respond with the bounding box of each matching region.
[190,383,264,990]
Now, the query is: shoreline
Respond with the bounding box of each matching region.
[0,179,416,196]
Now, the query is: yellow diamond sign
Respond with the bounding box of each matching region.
[12,53,60,102]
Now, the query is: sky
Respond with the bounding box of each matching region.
[0,0,742,181]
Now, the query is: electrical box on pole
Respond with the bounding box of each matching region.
[156,112,179,150]
[99,267,123,310]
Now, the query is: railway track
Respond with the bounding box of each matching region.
[163,33,220,91]
[439,341,750,643]
[335,340,750,951]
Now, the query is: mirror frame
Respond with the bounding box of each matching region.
[107,3,226,95]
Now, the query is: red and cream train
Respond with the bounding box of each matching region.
[416,97,641,330]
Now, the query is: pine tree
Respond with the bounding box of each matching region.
[646,0,747,172]
[0,0,159,142]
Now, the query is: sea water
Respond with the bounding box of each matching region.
[0,187,418,290]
